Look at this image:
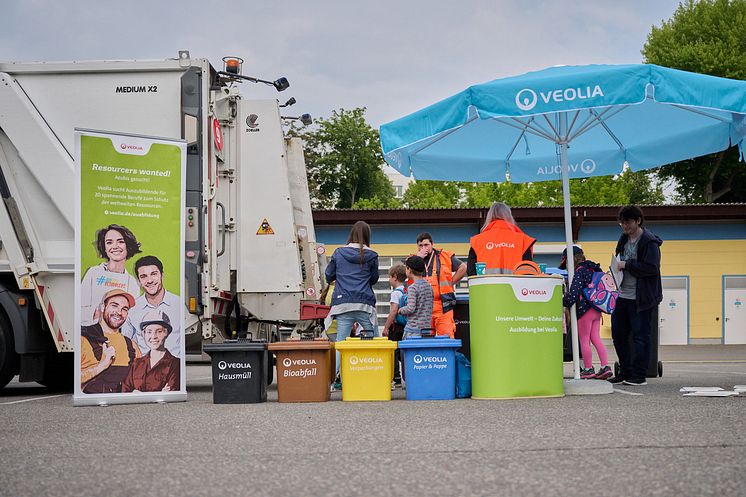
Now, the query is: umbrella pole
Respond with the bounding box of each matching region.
[559,112,581,380]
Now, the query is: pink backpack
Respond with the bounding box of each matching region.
[582,271,619,314]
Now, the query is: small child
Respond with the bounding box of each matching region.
[561,246,612,380]
[383,264,407,386]
[398,256,434,339]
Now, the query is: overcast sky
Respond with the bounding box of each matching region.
[1,0,682,128]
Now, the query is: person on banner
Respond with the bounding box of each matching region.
[413,232,466,338]
[467,202,536,276]
[80,224,141,325]
[325,221,379,390]
[609,205,663,386]
[122,256,181,357]
[121,310,180,393]
[80,289,141,393]
[560,246,612,380]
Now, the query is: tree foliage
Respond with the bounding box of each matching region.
[642,0,746,202]
[455,171,664,209]
[301,108,395,208]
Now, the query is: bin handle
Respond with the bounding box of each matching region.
[359,329,375,340]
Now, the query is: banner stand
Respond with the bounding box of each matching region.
[73,129,186,407]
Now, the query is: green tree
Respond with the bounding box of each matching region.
[642,0,746,203]
[301,108,396,208]
[401,180,463,208]
[461,171,664,207]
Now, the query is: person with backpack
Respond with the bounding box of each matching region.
[561,246,613,380]
[382,264,407,387]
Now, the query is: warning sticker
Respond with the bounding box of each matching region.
[257,218,275,235]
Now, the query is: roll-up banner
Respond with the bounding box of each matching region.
[74,129,186,406]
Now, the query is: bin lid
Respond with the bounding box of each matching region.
[398,335,462,349]
[268,338,331,351]
[334,336,397,350]
[203,340,267,353]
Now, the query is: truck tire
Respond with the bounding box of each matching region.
[38,352,73,391]
[0,313,19,389]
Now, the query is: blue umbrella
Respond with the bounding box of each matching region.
[380,64,746,381]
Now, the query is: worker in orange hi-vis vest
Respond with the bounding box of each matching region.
[467,202,536,276]
[412,232,467,338]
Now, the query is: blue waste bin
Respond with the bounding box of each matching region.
[399,335,461,401]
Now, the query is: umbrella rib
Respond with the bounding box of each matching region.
[589,109,625,152]
[568,106,626,141]
[504,117,534,163]
[408,114,479,158]
[542,114,560,141]
[670,104,730,123]
[498,118,556,141]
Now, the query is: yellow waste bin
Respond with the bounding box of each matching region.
[334,337,397,401]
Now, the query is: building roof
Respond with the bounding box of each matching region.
[313,204,746,225]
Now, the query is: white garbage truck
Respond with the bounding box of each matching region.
[0,51,326,389]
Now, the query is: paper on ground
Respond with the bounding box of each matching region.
[679,387,723,392]
[683,391,739,397]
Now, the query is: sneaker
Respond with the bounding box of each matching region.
[595,365,613,380]
[393,378,402,388]
[623,378,647,386]
[332,381,342,391]
[580,367,596,379]
[608,376,626,384]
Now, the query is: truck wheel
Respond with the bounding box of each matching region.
[38,352,73,391]
[0,314,19,389]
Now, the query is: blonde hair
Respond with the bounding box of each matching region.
[482,202,516,231]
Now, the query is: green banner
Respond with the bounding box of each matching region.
[468,275,564,399]
[74,130,186,406]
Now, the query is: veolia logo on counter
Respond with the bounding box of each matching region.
[509,278,560,302]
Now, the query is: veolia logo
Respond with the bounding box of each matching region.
[515,86,605,111]
[282,357,318,367]
[218,360,251,370]
[349,355,382,365]
[486,241,516,250]
[246,114,259,128]
[521,288,548,296]
[119,143,143,151]
[537,158,596,176]
[515,89,538,111]
[413,354,447,364]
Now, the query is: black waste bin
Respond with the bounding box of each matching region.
[454,294,471,360]
[204,340,268,404]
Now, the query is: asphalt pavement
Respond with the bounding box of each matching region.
[1,346,745,497]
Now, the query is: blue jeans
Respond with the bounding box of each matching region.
[403,324,422,339]
[611,298,653,381]
[333,310,378,378]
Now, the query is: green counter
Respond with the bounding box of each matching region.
[468,274,564,399]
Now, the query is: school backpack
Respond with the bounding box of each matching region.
[394,287,408,326]
[582,270,619,314]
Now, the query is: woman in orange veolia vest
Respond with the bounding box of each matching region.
[467,202,536,275]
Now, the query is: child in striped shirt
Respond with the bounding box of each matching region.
[398,256,434,338]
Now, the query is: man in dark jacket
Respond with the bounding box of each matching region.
[610,205,663,386]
